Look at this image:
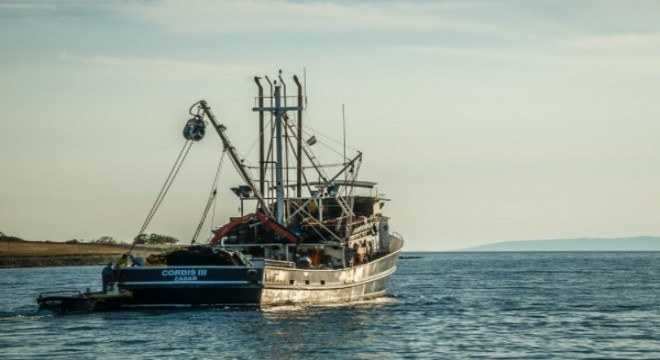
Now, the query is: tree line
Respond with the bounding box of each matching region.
[84,234,179,245]
[1,231,178,245]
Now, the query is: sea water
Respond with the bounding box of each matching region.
[1,252,660,359]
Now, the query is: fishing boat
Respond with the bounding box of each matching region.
[44,72,403,309]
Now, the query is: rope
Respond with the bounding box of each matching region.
[129,140,194,253]
[191,190,217,245]
[191,150,227,244]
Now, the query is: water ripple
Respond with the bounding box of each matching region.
[2,253,660,359]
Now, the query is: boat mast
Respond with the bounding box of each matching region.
[294,75,303,198]
[254,77,266,196]
[277,73,288,203]
[253,74,302,224]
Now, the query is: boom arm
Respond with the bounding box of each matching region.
[195,100,273,217]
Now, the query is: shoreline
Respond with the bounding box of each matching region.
[0,254,119,268]
[0,239,177,269]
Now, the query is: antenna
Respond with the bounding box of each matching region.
[343,104,347,183]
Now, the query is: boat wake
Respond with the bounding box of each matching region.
[0,310,51,321]
[262,296,397,313]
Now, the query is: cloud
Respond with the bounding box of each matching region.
[564,33,660,51]
[395,35,660,75]
[557,33,660,73]
[0,3,55,11]
[60,52,258,74]
[112,0,507,35]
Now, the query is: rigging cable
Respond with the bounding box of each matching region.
[129,139,194,253]
[191,149,227,244]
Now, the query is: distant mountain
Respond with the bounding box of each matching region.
[461,236,660,251]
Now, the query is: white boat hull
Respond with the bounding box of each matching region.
[262,249,401,306]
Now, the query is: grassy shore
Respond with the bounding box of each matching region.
[0,239,176,268]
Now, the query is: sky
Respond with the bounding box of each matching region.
[1,0,659,251]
